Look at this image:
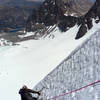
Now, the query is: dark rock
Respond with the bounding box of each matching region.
[26,0,95,40]
[26,0,79,33]
[75,0,100,39]
[75,24,87,39]
[58,15,78,32]
[0,0,98,43]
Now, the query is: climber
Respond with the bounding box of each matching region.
[19,85,42,100]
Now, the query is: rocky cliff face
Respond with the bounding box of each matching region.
[62,0,93,16]
[75,0,100,39]
[26,0,99,39]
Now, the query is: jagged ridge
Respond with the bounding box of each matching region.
[26,0,99,39]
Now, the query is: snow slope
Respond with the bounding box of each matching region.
[0,21,100,100]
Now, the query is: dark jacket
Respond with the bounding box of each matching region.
[19,88,40,100]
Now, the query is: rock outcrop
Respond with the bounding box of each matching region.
[26,0,99,39]
[75,0,100,39]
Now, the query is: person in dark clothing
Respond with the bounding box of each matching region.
[19,86,41,100]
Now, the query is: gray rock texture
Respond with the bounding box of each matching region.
[33,30,100,100]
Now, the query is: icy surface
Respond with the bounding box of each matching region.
[0,22,100,100]
[34,30,100,100]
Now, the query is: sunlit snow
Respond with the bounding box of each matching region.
[0,21,100,100]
